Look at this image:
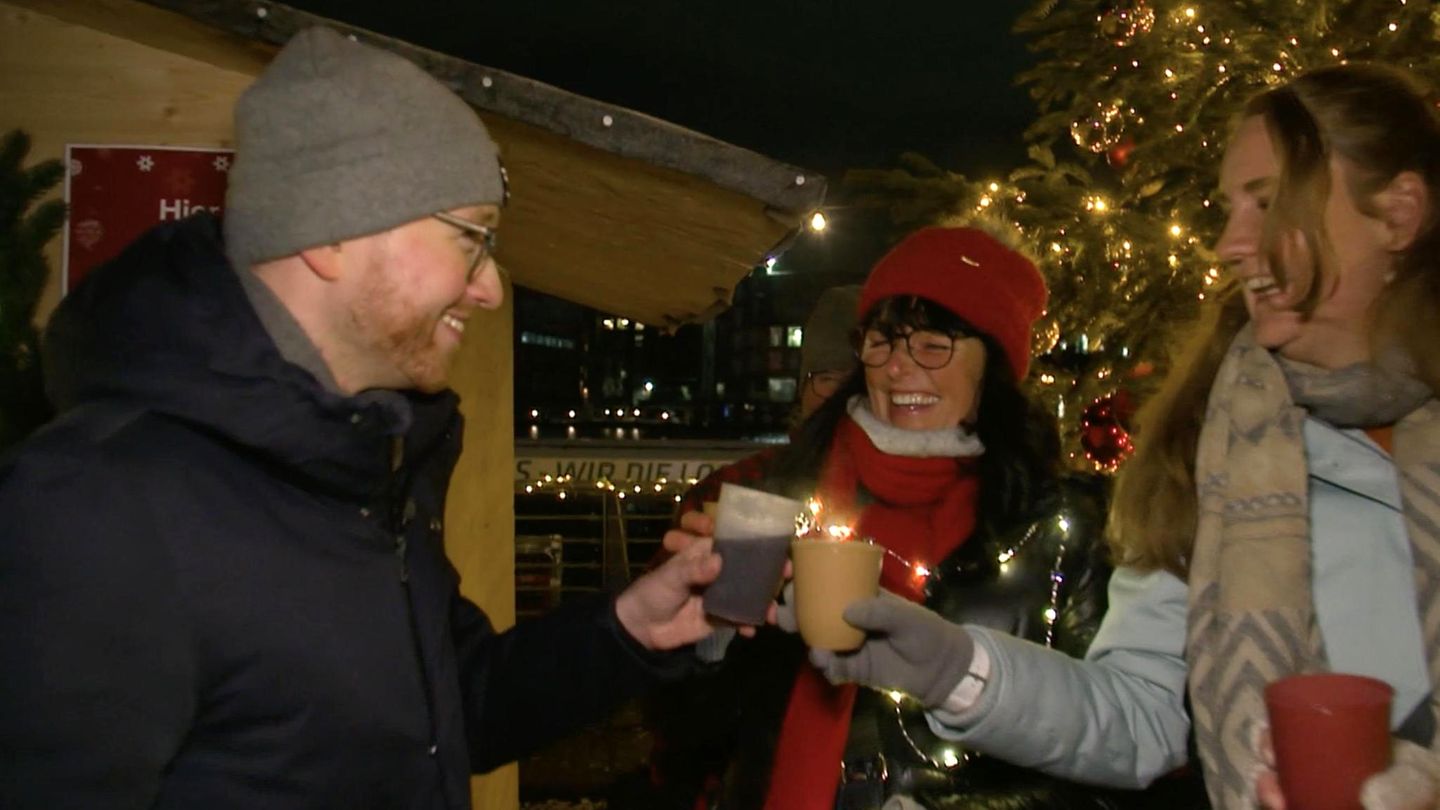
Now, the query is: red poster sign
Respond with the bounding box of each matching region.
[63,145,234,293]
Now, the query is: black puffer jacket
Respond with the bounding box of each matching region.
[0,214,686,810]
[850,476,1206,810]
[646,471,1206,809]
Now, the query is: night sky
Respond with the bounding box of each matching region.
[272,2,1042,417]
[280,1,1036,178]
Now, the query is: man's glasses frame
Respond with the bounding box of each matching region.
[433,212,498,283]
[804,370,849,398]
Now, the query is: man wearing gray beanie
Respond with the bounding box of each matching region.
[0,27,743,809]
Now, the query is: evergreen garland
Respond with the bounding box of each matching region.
[0,129,65,451]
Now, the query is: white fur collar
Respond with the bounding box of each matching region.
[846,395,985,458]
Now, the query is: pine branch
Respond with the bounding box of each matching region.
[0,128,63,451]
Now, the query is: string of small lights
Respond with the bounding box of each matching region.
[517,473,699,502]
[849,0,1440,471]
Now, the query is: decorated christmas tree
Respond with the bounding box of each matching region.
[0,130,64,451]
[850,0,1440,470]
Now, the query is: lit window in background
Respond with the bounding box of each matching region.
[519,331,576,350]
[786,326,804,348]
[768,376,797,403]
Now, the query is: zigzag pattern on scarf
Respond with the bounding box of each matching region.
[1410,481,1440,658]
[1188,589,1321,809]
[1397,405,1440,757]
[1189,332,1440,808]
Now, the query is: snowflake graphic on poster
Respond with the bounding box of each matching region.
[137,155,154,172]
[213,156,231,172]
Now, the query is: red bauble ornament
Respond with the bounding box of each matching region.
[1106,136,1136,169]
[1080,391,1136,471]
[1098,0,1156,46]
[1128,360,1156,379]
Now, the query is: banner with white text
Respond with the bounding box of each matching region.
[515,440,765,484]
[64,145,233,293]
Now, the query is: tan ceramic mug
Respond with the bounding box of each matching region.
[789,538,884,650]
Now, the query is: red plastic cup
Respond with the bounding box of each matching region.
[1264,673,1393,810]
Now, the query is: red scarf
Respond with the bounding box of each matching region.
[763,415,979,810]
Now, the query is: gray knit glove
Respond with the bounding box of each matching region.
[808,589,976,708]
[775,582,798,633]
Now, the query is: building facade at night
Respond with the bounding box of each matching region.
[512,209,885,445]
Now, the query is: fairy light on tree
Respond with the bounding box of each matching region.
[847,0,1440,469]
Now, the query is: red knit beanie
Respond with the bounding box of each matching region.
[857,227,1047,380]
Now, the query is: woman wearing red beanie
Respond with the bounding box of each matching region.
[642,226,1192,809]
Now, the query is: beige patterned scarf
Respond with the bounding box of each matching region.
[1186,326,1440,809]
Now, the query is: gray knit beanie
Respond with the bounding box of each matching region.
[800,284,861,380]
[224,27,506,271]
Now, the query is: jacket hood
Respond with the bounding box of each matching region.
[43,214,457,497]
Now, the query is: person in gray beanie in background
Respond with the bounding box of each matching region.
[673,283,860,520]
[637,284,859,804]
[0,27,744,810]
[796,284,861,422]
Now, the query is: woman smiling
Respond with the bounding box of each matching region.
[644,226,1153,809]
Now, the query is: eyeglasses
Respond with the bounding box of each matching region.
[856,329,957,370]
[433,212,498,283]
[805,370,848,398]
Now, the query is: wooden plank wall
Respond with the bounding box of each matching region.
[0,3,519,806]
[444,277,519,810]
[4,0,800,331]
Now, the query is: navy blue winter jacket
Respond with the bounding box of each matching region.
[0,214,684,809]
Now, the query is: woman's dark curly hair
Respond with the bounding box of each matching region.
[767,295,1060,535]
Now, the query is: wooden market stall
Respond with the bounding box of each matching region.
[0,1,826,805]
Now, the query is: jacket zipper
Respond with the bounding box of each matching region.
[389,440,439,758]
[396,533,411,583]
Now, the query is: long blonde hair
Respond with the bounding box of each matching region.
[1109,63,1440,577]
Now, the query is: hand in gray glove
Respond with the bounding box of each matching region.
[775,582,798,633]
[808,589,976,709]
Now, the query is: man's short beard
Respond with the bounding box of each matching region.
[350,259,450,393]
